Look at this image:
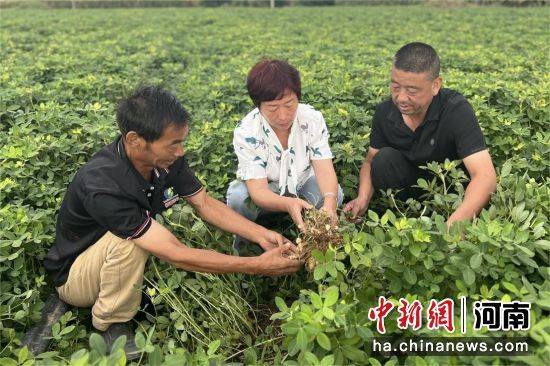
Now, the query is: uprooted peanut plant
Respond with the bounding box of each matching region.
[289,209,344,271]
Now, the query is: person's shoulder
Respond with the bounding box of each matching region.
[375,97,393,113]
[75,142,126,193]
[238,108,261,129]
[372,97,393,123]
[297,103,324,124]
[440,88,469,110]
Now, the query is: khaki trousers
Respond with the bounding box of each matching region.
[56,231,149,331]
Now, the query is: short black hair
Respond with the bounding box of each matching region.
[394,42,440,79]
[116,86,190,142]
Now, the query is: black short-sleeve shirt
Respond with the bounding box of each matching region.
[369,88,487,165]
[44,136,203,287]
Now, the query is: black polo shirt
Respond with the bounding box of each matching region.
[44,136,203,287]
[370,88,487,165]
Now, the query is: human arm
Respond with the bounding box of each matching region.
[343,147,379,219]
[185,188,292,251]
[447,149,496,227]
[133,219,302,276]
[311,159,339,222]
[245,178,312,231]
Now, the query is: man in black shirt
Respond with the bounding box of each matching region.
[41,86,301,358]
[345,43,496,226]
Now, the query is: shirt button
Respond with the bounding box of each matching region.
[151,186,154,190]
[147,193,152,197]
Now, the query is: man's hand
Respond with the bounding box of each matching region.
[257,230,294,251]
[343,196,370,220]
[285,198,312,231]
[253,244,302,276]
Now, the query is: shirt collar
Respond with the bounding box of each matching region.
[386,92,443,127]
[116,136,164,190]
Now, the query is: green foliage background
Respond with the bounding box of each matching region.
[0,5,549,365]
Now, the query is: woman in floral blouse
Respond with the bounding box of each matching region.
[227,59,343,251]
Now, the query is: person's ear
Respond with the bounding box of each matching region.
[125,131,145,149]
[432,76,442,96]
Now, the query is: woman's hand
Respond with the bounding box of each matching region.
[284,197,312,231]
[321,195,338,224]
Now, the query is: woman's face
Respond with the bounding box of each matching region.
[259,91,299,132]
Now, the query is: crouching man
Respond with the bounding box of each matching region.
[345,42,497,227]
[41,86,301,359]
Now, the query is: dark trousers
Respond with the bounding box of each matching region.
[370,147,430,201]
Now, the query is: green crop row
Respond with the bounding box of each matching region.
[0,5,548,365]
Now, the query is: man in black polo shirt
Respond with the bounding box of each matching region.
[345,42,496,226]
[40,86,301,358]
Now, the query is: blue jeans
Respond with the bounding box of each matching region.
[226,175,344,223]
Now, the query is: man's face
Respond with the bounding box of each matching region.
[259,90,299,132]
[390,67,441,117]
[145,124,189,169]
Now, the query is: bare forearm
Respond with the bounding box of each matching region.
[357,161,374,203]
[316,171,338,200]
[169,246,258,274]
[250,188,290,213]
[197,196,266,243]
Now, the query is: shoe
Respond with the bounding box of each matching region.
[101,322,141,361]
[21,293,68,356]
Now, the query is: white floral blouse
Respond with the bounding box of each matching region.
[233,103,334,196]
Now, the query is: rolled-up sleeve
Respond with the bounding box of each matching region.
[308,111,334,160]
[233,125,268,181]
[168,157,203,197]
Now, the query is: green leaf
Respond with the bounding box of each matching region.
[51,322,60,336]
[324,286,339,307]
[18,347,29,364]
[69,350,89,366]
[502,281,519,294]
[207,339,221,356]
[321,355,335,366]
[322,307,335,320]
[316,332,331,351]
[304,352,319,365]
[500,160,512,177]
[107,348,126,366]
[59,325,75,336]
[380,212,389,225]
[281,322,300,335]
[431,251,445,261]
[89,333,107,356]
[463,268,476,285]
[369,358,382,366]
[341,345,365,362]
[134,332,146,350]
[275,296,288,312]
[534,240,550,250]
[367,210,379,222]
[310,292,323,309]
[111,335,127,353]
[314,266,326,280]
[148,345,162,366]
[312,249,325,262]
[470,253,483,269]
[409,243,422,257]
[296,328,308,352]
[515,244,534,257]
[403,268,417,285]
